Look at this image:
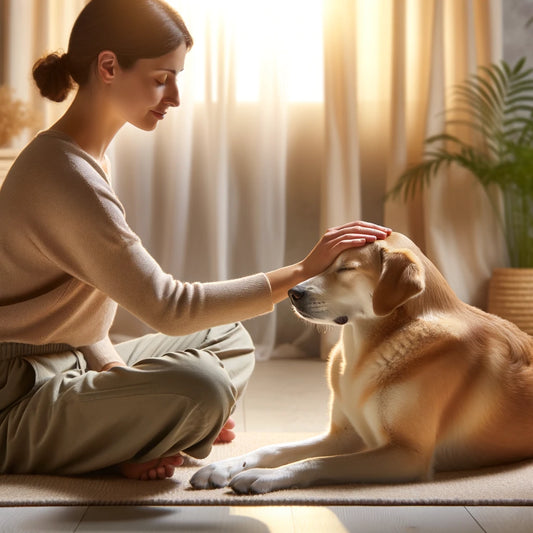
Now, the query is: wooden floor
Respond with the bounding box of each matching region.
[1,359,531,532]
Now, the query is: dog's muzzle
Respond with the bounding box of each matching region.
[288,286,305,304]
[288,286,348,325]
[288,286,312,319]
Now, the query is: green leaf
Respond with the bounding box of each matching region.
[387,57,533,267]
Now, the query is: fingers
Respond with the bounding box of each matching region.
[299,221,391,279]
[321,222,391,252]
[322,221,391,261]
[323,235,371,258]
[333,220,391,233]
[326,221,391,241]
[328,235,371,257]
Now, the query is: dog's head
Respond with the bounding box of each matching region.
[288,232,427,326]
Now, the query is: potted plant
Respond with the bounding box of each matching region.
[387,57,533,334]
[0,85,37,148]
[0,85,38,187]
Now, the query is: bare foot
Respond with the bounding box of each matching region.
[119,454,184,480]
[214,417,236,444]
[119,418,236,479]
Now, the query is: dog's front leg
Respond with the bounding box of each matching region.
[190,431,361,490]
[228,444,431,494]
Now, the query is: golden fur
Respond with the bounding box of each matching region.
[190,232,533,493]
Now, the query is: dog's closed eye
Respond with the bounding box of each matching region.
[336,262,359,273]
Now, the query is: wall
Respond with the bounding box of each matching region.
[503,0,533,63]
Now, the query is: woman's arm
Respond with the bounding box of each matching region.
[266,221,391,303]
[95,221,389,371]
[79,336,126,370]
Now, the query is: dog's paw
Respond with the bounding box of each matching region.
[189,458,246,490]
[229,467,295,494]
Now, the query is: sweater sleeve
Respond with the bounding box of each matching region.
[79,336,124,370]
[25,146,274,337]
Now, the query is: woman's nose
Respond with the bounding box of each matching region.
[164,81,180,107]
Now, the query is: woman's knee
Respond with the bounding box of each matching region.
[133,350,237,415]
[200,322,255,357]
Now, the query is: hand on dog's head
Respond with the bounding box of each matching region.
[289,232,427,325]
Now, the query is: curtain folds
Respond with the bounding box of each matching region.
[321,0,504,356]
[321,0,504,313]
[110,3,291,359]
[2,0,504,360]
[1,0,87,138]
[384,0,506,308]
[322,1,361,230]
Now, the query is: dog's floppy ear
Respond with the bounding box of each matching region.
[372,247,425,316]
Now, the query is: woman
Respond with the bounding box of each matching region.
[0,0,390,481]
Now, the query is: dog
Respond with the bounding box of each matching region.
[190,232,533,494]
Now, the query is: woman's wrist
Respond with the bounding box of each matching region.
[266,263,307,304]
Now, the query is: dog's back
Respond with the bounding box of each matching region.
[432,304,533,470]
[337,232,533,472]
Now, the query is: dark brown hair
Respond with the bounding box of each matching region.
[32,0,193,102]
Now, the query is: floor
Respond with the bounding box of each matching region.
[1,359,532,532]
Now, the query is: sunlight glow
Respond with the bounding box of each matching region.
[355,0,392,102]
[168,0,324,102]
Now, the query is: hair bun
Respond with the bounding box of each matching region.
[32,52,74,102]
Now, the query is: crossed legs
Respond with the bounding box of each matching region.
[0,323,255,479]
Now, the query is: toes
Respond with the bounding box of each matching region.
[172,455,185,467]
[230,474,264,494]
[214,417,237,444]
[229,469,281,494]
[190,466,229,489]
[164,464,176,477]
[214,428,236,444]
[120,454,183,481]
[144,465,167,480]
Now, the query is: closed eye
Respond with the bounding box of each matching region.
[336,266,356,273]
[336,260,360,274]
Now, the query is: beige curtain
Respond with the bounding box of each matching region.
[109,1,294,359]
[1,0,87,136]
[2,0,504,360]
[323,0,505,306]
[318,0,505,356]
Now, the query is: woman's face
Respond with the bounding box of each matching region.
[109,44,187,131]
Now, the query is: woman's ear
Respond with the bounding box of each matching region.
[97,51,119,83]
[372,247,425,316]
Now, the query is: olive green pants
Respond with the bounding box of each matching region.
[0,323,255,475]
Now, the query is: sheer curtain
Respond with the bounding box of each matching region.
[109,1,315,358]
[1,0,87,137]
[323,0,504,301]
[319,0,504,356]
[383,0,506,309]
[2,0,504,360]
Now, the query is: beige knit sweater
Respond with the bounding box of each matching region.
[0,130,273,369]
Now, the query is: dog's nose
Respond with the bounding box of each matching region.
[288,287,305,303]
[288,286,306,303]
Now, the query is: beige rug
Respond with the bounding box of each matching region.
[1,433,532,507]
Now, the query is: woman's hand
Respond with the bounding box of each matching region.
[299,221,391,280]
[266,221,391,303]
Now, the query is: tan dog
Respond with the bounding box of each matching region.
[190,232,533,494]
